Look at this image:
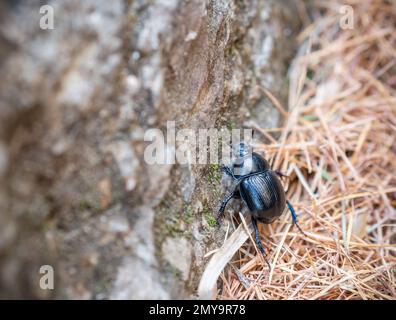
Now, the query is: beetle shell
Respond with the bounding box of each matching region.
[233,152,270,177]
[238,170,286,224]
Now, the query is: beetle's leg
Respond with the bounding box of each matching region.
[286,200,307,236]
[252,217,271,269]
[216,188,239,225]
[231,189,241,199]
[275,170,289,179]
[221,165,236,180]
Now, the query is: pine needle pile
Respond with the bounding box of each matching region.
[219,0,396,300]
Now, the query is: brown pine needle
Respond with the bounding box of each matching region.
[214,0,396,300]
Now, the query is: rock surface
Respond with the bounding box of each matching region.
[0,0,300,298]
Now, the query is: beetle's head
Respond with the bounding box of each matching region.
[233,142,251,158]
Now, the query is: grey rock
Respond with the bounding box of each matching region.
[110,257,169,300]
[0,0,301,299]
[162,237,192,281]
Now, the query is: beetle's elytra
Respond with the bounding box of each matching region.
[216,142,305,266]
[239,170,286,224]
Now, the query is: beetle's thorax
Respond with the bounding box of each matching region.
[233,155,256,176]
[231,142,270,177]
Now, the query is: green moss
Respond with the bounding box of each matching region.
[205,213,217,228]
[321,170,332,181]
[162,211,183,236]
[157,205,195,238]
[204,208,217,228]
[78,198,101,212]
[79,200,93,211]
[172,267,183,280]
[208,164,222,185]
[227,119,237,130]
[302,115,318,121]
[307,68,315,80]
[184,205,194,223]
[165,223,183,237]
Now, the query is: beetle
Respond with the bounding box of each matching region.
[215,142,305,266]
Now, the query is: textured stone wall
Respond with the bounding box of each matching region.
[0,0,300,299]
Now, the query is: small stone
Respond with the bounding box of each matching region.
[106,141,139,191]
[193,200,203,213]
[131,51,140,60]
[162,237,192,281]
[51,138,72,155]
[126,75,141,95]
[125,176,136,191]
[108,215,129,233]
[185,31,197,42]
[110,257,169,300]
[0,142,8,175]
[84,252,99,267]
[98,178,112,209]
[180,164,196,202]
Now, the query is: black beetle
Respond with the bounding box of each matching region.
[216,142,305,266]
